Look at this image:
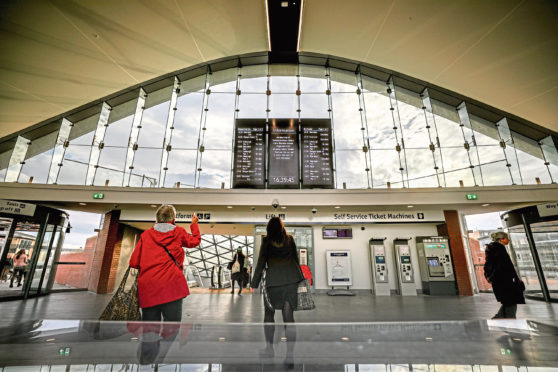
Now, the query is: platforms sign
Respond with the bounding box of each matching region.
[0,200,36,216]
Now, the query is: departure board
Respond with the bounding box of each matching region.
[268,119,299,188]
[301,119,333,188]
[232,119,266,188]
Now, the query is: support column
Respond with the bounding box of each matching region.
[442,210,474,296]
[89,209,122,293]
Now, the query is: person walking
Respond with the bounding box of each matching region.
[228,247,250,295]
[129,205,201,321]
[10,249,28,288]
[251,217,303,364]
[484,231,525,319]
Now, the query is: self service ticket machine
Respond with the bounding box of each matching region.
[368,238,390,296]
[416,236,457,295]
[393,239,417,296]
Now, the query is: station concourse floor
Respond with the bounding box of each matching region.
[1,290,557,325]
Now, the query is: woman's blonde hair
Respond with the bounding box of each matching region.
[156,205,176,223]
[490,231,509,242]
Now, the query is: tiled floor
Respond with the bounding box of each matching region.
[1,290,557,325]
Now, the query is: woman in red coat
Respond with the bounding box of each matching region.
[129,205,201,321]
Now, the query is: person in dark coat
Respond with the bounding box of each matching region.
[251,217,304,364]
[228,247,250,295]
[484,231,525,319]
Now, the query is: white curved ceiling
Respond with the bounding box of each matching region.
[1,0,557,139]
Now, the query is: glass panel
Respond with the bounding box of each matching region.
[48,119,73,184]
[129,148,162,187]
[470,115,500,146]
[363,92,396,149]
[163,150,197,188]
[509,227,543,297]
[123,89,147,186]
[477,145,511,186]
[208,68,237,92]
[0,139,17,181]
[57,145,90,185]
[513,132,551,184]
[172,92,204,149]
[441,148,475,187]
[531,221,558,300]
[269,94,298,119]
[331,93,362,149]
[300,94,329,118]
[68,113,99,145]
[239,65,267,93]
[371,150,404,188]
[433,109,464,147]
[330,69,357,92]
[86,103,112,185]
[29,225,55,294]
[496,118,521,185]
[198,150,231,189]
[203,93,235,149]
[540,136,558,181]
[18,149,54,184]
[237,94,267,119]
[335,150,368,188]
[404,149,438,187]
[5,136,30,182]
[299,64,327,92]
[137,85,173,148]
[0,220,39,298]
[93,147,127,186]
[103,99,136,147]
[43,227,63,293]
[269,66,297,93]
[396,88,431,148]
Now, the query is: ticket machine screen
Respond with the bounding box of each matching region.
[375,256,385,264]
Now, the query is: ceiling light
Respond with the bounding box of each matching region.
[46,338,55,342]
[482,203,490,207]
[280,337,287,341]
[425,337,433,342]
[334,206,341,209]
[150,204,157,208]
[79,202,86,206]
[280,206,287,209]
[218,337,226,342]
[227,206,233,209]
[281,1,288,7]
[341,337,349,341]
[407,205,414,208]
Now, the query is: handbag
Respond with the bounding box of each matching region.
[99,267,141,321]
[295,279,315,311]
[261,270,274,311]
[231,258,241,274]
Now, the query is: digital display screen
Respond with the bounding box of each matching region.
[425,244,446,249]
[428,258,439,266]
[322,228,337,238]
[401,256,411,263]
[232,120,266,188]
[268,119,299,188]
[301,119,333,188]
[322,228,352,239]
[375,256,385,264]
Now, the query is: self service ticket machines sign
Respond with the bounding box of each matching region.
[416,236,457,295]
[393,239,417,296]
[368,238,390,296]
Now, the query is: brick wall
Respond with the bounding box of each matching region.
[54,235,97,289]
[88,210,121,294]
[468,235,492,291]
[440,210,474,296]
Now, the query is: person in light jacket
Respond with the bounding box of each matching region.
[129,205,201,321]
[251,217,304,362]
[484,231,525,319]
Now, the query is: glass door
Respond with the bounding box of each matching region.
[529,221,558,301]
[28,224,57,295]
[508,226,544,297]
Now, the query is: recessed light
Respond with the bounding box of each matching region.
[227,206,233,209]
[334,206,341,209]
[341,337,349,341]
[79,202,86,206]
[280,206,287,209]
[425,337,433,342]
[150,204,157,208]
[280,337,287,341]
[218,337,226,342]
[46,338,55,342]
[407,205,414,208]
[482,203,490,207]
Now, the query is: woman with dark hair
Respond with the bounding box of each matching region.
[251,217,303,363]
[484,231,525,319]
[10,249,28,288]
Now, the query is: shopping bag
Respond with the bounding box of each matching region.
[295,279,315,311]
[99,267,141,321]
[231,259,240,274]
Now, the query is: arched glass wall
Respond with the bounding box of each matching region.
[1,63,557,189]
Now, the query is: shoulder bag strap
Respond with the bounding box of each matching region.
[155,241,181,269]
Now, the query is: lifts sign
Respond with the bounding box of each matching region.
[333,212,426,222]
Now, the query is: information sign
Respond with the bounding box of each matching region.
[301,119,333,188]
[232,120,266,188]
[268,119,299,188]
[326,250,353,286]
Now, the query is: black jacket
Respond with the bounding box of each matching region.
[251,235,304,288]
[484,241,525,305]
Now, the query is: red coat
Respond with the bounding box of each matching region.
[129,224,201,308]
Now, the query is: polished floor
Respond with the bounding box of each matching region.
[0,291,557,325]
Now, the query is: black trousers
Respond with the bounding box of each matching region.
[141,298,183,322]
[493,304,517,319]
